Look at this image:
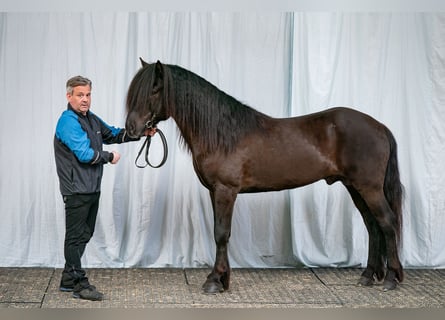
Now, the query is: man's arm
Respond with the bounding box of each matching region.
[55,112,114,164]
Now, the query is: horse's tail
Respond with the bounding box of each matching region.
[383,128,403,245]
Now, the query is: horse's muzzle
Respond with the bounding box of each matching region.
[125,121,143,138]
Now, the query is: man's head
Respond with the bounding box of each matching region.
[66,76,92,115]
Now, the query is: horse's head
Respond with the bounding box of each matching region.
[125,58,170,138]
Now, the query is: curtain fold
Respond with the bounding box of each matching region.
[0,12,443,268]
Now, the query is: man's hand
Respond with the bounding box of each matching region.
[144,128,157,137]
[110,151,121,164]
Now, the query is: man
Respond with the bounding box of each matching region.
[54,76,154,301]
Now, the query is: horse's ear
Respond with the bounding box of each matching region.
[139,57,148,67]
[155,60,163,76]
[152,60,164,93]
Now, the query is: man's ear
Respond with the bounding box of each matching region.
[152,60,164,94]
[139,57,149,67]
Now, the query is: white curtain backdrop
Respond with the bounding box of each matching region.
[0,12,444,269]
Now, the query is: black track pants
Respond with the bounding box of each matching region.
[62,192,100,284]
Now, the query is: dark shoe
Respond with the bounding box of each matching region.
[72,285,103,301]
[60,283,96,292]
[59,284,74,292]
[60,275,95,292]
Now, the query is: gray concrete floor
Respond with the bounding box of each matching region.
[0,267,444,308]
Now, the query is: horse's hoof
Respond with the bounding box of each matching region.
[383,279,398,291]
[202,280,224,294]
[357,276,374,287]
[382,269,399,291]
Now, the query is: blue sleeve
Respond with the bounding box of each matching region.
[55,111,96,163]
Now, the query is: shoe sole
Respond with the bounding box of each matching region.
[72,292,103,301]
[59,287,74,292]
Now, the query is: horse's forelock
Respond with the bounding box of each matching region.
[126,64,156,115]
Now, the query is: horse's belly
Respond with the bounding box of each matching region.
[239,157,334,193]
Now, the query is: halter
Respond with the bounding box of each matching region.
[135,113,168,168]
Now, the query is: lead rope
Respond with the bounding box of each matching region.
[135,128,168,168]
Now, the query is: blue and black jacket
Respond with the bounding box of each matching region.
[54,103,138,195]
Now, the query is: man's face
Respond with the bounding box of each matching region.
[67,85,91,115]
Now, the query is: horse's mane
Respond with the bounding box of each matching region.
[165,64,270,154]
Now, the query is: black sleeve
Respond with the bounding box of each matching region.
[90,150,114,164]
[102,127,141,144]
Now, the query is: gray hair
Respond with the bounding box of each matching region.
[66,76,92,94]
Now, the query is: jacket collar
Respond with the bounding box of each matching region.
[67,103,89,117]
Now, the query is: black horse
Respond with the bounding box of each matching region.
[125,59,404,293]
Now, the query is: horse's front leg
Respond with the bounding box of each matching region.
[202,185,237,294]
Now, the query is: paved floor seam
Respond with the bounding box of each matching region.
[40,268,55,308]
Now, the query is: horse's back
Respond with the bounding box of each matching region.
[294,107,389,148]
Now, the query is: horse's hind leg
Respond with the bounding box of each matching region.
[346,186,386,286]
[202,185,237,294]
[360,189,403,290]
